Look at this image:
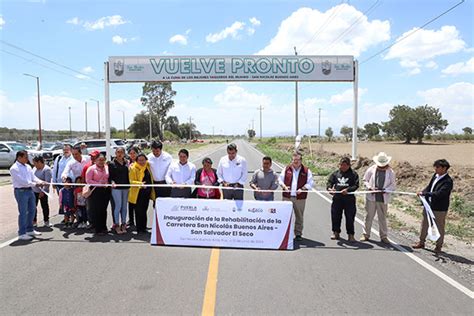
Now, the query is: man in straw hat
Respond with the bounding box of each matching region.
[360,152,396,243]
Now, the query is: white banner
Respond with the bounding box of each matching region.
[151,198,294,250]
[108,55,354,82]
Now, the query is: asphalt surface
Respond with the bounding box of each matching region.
[0,139,472,315]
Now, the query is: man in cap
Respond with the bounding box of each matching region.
[360,152,396,243]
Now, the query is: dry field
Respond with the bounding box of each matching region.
[314,141,474,167]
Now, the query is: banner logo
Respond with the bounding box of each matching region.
[322,60,331,75]
[114,59,124,76]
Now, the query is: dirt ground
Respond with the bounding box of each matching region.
[315,141,474,167]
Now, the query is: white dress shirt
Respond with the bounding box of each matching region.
[62,156,90,181]
[52,154,72,183]
[430,173,447,192]
[147,151,172,181]
[278,166,314,197]
[217,155,248,185]
[165,161,196,185]
[10,161,41,189]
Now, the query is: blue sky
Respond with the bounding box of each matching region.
[0,0,473,136]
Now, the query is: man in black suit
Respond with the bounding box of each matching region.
[413,159,453,254]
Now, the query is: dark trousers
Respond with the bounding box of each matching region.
[110,195,116,225]
[76,205,87,223]
[56,186,64,214]
[128,202,135,225]
[34,192,50,222]
[86,198,92,225]
[222,184,244,200]
[331,196,357,235]
[135,189,151,232]
[171,188,192,198]
[154,181,171,198]
[90,188,111,233]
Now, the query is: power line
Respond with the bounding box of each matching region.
[0,39,102,82]
[1,48,102,87]
[316,0,381,55]
[299,1,346,54]
[360,0,465,65]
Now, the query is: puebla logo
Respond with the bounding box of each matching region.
[114,59,124,76]
[322,60,331,75]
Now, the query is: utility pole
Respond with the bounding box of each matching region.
[148,105,152,141]
[90,98,100,138]
[68,106,72,139]
[318,108,321,137]
[118,110,126,139]
[251,119,255,130]
[85,101,88,138]
[258,105,264,140]
[23,73,42,148]
[294,46,299,137]
[188,116,193,140]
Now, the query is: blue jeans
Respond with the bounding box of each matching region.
[14,188,36,236]
[111,189,129,225]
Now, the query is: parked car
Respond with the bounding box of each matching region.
[126,139,149,150]
[0,141,54,167]
[73,139,126,157]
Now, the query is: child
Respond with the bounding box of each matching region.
[59,177,75,228]
[74,176,87,228]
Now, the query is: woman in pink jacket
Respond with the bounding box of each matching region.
[86,154,111,235]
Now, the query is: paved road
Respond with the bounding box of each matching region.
[0,140,472,315]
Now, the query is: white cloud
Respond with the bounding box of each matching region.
[112,35,127,44]
[67,15,129,31]
[257,4,390,56]
[424,61,438,69]
[75,74,90,80]
[408,68,421,76]
[249,17,261,27]
[441,57,474,76]
[206,21,246,43]
[81,66,94,73]
[169,30,191,46]
[417,82,474,131]
[385,26,465,74]
[0,91,143,132]
[0,16,6,29]
[214,84,271,108]
[329,88,367,104]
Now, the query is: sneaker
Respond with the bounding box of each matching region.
[359,234,369,241]
[348,234,356,242]
[43,221,52,227]
[330,232,340,240]
[295,235,303,241]
[26,230,42,237]
[19,234,33,241]
[381,237,390,244]
[120,224,127,234]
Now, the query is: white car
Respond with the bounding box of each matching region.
[0,141,54,168]
[73,139,126,157]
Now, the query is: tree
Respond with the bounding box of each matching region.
[247,129,256,139]
[164,116,181,138]
[382,104,448,143]
[140,82,176,140]
[129,110,159,139]
[364,122,380,140]
[325,127,334,141]
[463,127,472,135]
[340,126,352,142]
[179,122,199,140]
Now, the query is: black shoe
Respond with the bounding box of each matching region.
[295,235,302,241]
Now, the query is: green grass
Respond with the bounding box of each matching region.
[446,219,474,240]
[387,213,406,230]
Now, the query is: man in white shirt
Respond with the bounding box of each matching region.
[147,140,173,198]
[9,150,47,241]
[166,149,196,198]
[217,143,247,200]
[52,144,73,190]
[279,152,314,241]
[61,146,89,182]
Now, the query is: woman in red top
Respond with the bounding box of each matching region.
[85,154,110,235]
[194,157,220,199]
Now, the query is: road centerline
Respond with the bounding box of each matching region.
[201,248,220,316]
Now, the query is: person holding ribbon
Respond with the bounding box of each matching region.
[85,154,110,236]
[165,149,196,198]
[413,159,453,254]
[194,157,220,199]
[217,143,247,200]
[327,157,359,242]
[360,152,396,244]
[129,153,155,234]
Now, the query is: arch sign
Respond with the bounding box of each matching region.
[108,55,354,82]
[103,55,358,159]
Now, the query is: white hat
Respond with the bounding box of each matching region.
[373,152,391,167]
